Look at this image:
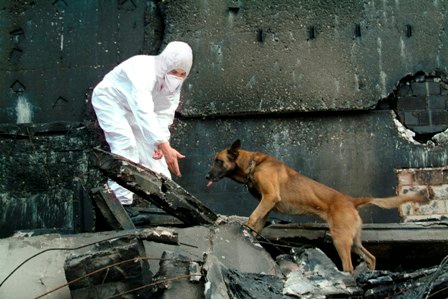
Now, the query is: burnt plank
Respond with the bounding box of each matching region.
[64,236,152,298]
[136,227,179,245]
[91,147,218,226]
[91,187,136,230]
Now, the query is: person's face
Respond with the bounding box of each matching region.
[168,68,187,79]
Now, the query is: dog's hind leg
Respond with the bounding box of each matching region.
[352,231,376,270]
[328,206,360,273]
[352,244,376,270]
[331,229,354,273]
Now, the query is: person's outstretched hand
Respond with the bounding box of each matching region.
[155,142,185,177]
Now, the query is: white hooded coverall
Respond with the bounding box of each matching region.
[91,41,193,205]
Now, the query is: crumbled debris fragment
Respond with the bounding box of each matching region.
[283,247,363,297]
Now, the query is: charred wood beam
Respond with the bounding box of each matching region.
[357,263,448,298]
[137,227,179,245]
[91,187,136,230]
[91,147,218,226]
[64,235,152,298]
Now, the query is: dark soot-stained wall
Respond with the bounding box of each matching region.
[1,0,447,236]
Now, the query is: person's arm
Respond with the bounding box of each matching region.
[154,92,180,142]
[129,90,170,144]
[122,58,170,145]
[152,92,185,176]
[128,87,184,177]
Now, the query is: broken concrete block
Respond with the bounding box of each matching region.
[145,219,282,278]
[209,221,282,276]
[276,254,300,276]
[203,253,286,299]
[223,268,285,299]
[203,255,231,299]
[396,166,448,221]
[144,225,211,276]
[151,251,205,298]
[63,235,152,298]
[283,247,363,297]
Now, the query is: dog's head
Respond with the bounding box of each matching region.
[206,139,241,187]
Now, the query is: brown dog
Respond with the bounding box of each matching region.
[206,139,428,273]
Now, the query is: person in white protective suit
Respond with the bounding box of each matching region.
[91,41,193,205]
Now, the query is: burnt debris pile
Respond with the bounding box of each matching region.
[77,149,448,298]
[2,148,445,298]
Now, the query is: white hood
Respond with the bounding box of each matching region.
[156,41,193,78]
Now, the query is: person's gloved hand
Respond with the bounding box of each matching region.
[155,142,185,177]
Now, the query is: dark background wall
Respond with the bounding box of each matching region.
[0,0,447,237]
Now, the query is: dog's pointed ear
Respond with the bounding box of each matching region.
[227,139,241,160]
[231,139,241,150]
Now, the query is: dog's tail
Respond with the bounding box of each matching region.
[352,193,429,209]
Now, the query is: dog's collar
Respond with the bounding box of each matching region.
[244,159,257,186]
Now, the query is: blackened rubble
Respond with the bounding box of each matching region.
[64,231,154,298]
[16,149,442,298]
[356,261,448,299]
[56,219,446,298]
[1,219,447,298]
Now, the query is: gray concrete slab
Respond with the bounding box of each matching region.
[0,231,133,299]
[145,217,281,277]
[0,229,176,299]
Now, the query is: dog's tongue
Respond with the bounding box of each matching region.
[206,180,213,188]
